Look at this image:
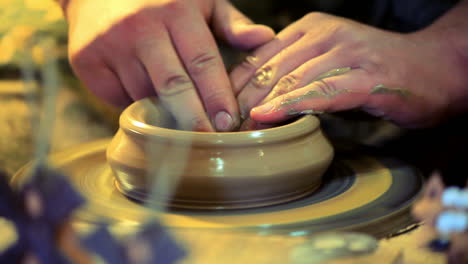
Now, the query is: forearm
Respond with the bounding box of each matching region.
[430,0,468,63]
[420,0,468,114]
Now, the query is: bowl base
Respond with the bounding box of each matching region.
[114,178,322,210]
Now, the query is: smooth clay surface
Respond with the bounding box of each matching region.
[107,98,334,209]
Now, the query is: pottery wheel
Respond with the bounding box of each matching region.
[12,139,423,238]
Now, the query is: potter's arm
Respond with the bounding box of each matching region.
[424,0,468,116]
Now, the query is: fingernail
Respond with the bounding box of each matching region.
[214,111,234,132]
[252,103,274,114]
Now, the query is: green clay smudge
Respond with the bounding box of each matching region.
[280,88,349,107]
[370,84,410,97]
[287,109,324,116]
[281,90,327,106]
[314,67,352,81]
[278,67,351,108]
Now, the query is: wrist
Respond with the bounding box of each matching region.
[416,0,468,116]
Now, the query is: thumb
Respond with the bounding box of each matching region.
[212,0,275,50]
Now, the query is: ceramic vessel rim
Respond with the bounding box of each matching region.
[121,98,320,145]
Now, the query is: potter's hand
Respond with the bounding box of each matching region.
[232,4,468,128]
[61,0,274,131]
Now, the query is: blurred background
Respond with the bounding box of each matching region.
[0,0,118,176]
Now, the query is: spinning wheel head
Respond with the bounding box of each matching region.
[13,141,422,238]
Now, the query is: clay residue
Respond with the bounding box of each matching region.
[244,55,259,65]
[314,67,351,81]
[281,90,327,106]
[370,84,410,98]
[280,88,348,107]
[260,76,298,105]
[267,75,298,99]
[277,67,351,108]
[287,109,324,116]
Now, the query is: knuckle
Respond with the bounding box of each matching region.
[250,65,274,89]
[359,52,389,77]
[159,74,193,96]
[314,78,339,96]
[275,75,299,94]
[303,13,349,41]
[302,12,328,22]
[187,52,218,76]
[321,22,348,42]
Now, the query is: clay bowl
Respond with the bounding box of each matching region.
[107,98,334,210]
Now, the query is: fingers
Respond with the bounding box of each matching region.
[229,24,307,96]
[239,117,275,131]
[212,0,275,50]
[167,7,240,131]
[260,49,355,104]
[250,69,371,123]
[136,26,214,131]
[236,38,336,118]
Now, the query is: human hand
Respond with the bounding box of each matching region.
[63,0,274,131]
[231,12,467,128]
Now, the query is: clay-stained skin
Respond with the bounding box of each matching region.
[244,55,259,66]
[280,88,349,107]
[264,67,350,102]
[287,109,324,116]
[252,66,273,88]
[314,67,351,81]
[370,84,410,98]
[268,75,298,99]
[278,67,351,108]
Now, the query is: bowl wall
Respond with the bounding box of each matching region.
[107,98,334,209]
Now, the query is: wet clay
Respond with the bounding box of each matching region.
[266,76,299,101]
[287,109,325,116]
[278,67,351,108]
[244,55,259,66]
[314,67,351,81]
[280,88,349,107]
[370,84,410,98]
